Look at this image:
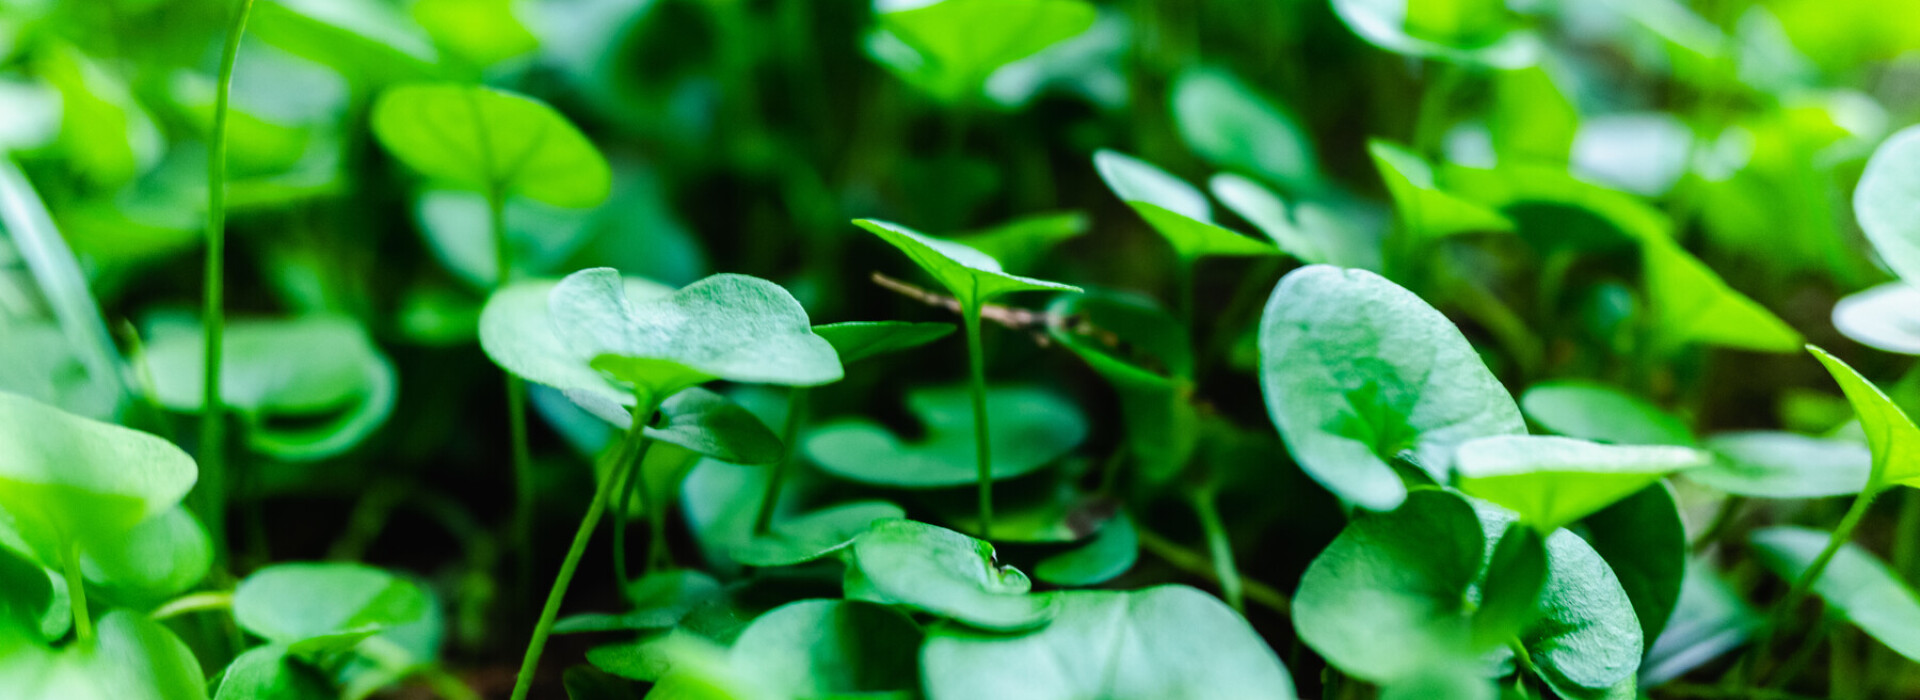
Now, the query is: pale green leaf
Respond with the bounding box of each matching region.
[372,83,609,208]
[855,219,1080,310]
[842,519,1056,631]
[1808,344,1920,490]
[0,391,196,563]
[1456,435,1706,532]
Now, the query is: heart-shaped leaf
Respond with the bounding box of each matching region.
[804,385,1088,488]
[1752,526,1920,662]
[1642,239,1802,353]
[813,321,955,365]
[372,83,610,208]
[842,519,1056,631]
[1258,265,1526,510]
[1520,381,1694,446]
[1330,0,1540,68]
[1034,509,1138,587]
[872,0,1097,103]
[0,391,197,563]
[143,316,396,460]
[728,600,922,698]
[733,501,906,567]
[854,219,1080,310]
[1046,291,1199,484]
[1094,150,1278,263]
[213,645,331,700]
[1456,435,1706,532]
[233,563,431,658]
[548,269,844,398]
[1808,344,1920,491]
[1579,484,1687,646]
[1833,282,1920,355]
[1689,431,1871,498]
[1172,66,1318,189]
[1369,141,1513,241]
[1854,124,1920,287]
[922,585,1297,700]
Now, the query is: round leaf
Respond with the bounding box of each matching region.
[1833,282,1920,355]
[81,505,212,607]
[1854,124,1920,288]
[1579,484,1688,646]
[233,563,432,658]
[643,388,783,464]
[213,646,332,700]
[371,83,610,208]
[1258,265,1526,510]
[842,519,1056,631]
[1171,66,1317,188]
[804,385,1088,488]
[1455,435,1706,533]
[0,391,197,563]
[1521,381,1694,447]
[1330,0,1540,67]
[479,274,672,404]
[1033,509,1139,586]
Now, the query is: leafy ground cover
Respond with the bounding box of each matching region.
[5,0,1920,698]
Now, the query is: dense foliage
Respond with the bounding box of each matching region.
[5,0,1920,698]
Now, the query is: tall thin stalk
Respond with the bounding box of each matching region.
[1747,486,1880,689]
[962,306,993,539]
[489,184,536,590]
[197,0,256,565]
[753,388,809,534]
[62,542,92,643]
[1192,489,1244,613]
[512,399,659,700]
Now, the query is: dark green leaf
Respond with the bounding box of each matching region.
[643,388,783,464]
[813,321,955,365]
[855,219,1080,311]
[213,645,332,700]
[1034,509,1139,586]
[1579,484,1687,645]
[728,600,922,697]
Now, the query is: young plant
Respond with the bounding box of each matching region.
[370,81,612,579]
[854,219,1079,538]
[477,268,840,700]
[1093,149,1279,323]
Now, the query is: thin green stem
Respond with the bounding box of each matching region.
[510,409,654,700]
[488,184,537,598]
[1748,487,1879,690]
[63,542,92,643]
[150,591,235,621]
[1191,489,1243,614]
[962,305,993,539]
[753,387,809,535]
[612,408,658,587]
[197,0,255,568]
[1136,527,1290,614]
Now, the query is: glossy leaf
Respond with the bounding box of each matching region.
[1833,282,1920,355]
[1471,522,1548,651]
[728,600,922,698]
[1172,66,1317,188]
[1034,510,1139,586]
[804,385,1087,488]
[1854,124,1920,287]
[1752,526,1920,662]
[842,519,1056,631]
[923,585,1296,700]
[1369,141,1513,240]
[1472,501,1643,698]
[372,83,610,208]
[1455,435,1706,532]
[733,501,906,567]
[1094,150,1277,262]
[233,563,432,658]
[1809,344,1920,490]
[1691,431,1871,498]
[1641,559,1760,686]
[813,321,955,365]
[1258,265,1526,510]
[873,0,1098,102]
[1521,380,1694,447]
[0,391,197,563]
[1580,484,1687,646]
[855,219,1080,310]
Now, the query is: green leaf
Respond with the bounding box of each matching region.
[81,505,212,608]
[804,385,1088,488]
[1641,559,1760,685]
[0,544,53,640]
[1093,150,1277,262]
[1294,489,1484,681]
[1171,66,1318,188]
[728,600,922,698]
[1690,431,1871,498]
[1642,239,1802,353]
[233,563,432,658]
[1330,0,1540,67]
[1368,141,1513,241]
[643,388,783,464]
[1854,124,1920,287]
[1455,435,1706,532]
[1520,381,1694,447]
[842,519,1056,631]
[813,321,955,365]
[1579,484,1687,646]
[1472,522,1549,651]
[922,585,1296,700]
[1378,666,1498,700]
[1258,266,1526,510]
[733,501,906,567]
[854,219,1080,311]
[143,316,396,460]
[950,211,1090,271]
[549,269,844,397]
[1046,291,1198,484]
[251,0,439,84]
[1808,344,1920,490]
[372,83,610,208]
[213,645,332,700]
[1833,282,1920,355]
[554,570,722,634]
[873,0,1098,102]
[1752,526,1920,662]
[1034,509,1139,586]
[1209,174,1372,267]
[71,610,209,700]
[479,274,673,406]
[1488,65,1579,163]
[0,391,197,563]
[562,666,639,700]
[413,187,594,290]
[411,0,538,67]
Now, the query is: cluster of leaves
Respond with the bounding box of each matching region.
[6,0,1920,698]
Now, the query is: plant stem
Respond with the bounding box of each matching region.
[753,387,809,534]
[197,0,255,568]
[1749,487,1879,689]
[150,591,235,621]
[1136,527,1289,614]
[510,411,653,700]
[488,184,537,595]
[612,408,658,587]
[962,304,994,539]
[1191,489,1243,613]
[62,543,92,643]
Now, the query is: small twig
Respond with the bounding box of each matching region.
[871,272,1059,345]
